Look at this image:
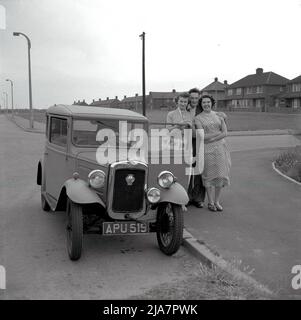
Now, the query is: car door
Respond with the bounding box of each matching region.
[45,116,70,202]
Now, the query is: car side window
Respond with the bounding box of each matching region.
[50,117,67,147]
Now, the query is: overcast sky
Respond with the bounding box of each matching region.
[0,0,301,109]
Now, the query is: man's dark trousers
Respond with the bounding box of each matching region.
[188,137,206,203]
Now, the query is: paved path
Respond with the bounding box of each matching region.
[184,147,301,298]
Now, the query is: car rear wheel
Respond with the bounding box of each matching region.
[66,198,83,261]
[156,202,183,255]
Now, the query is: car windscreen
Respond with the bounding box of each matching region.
[72,119,146,147]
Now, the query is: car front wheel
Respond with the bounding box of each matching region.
[66,198,83,261]
[156,202,183,255]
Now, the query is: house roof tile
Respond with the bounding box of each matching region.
[228,71,288,88]
[201,79,228,92]
[288,75,301,83]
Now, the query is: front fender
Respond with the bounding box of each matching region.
[64,178,105,207]
[158,182,189,205]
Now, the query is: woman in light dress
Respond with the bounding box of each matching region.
[194,95,231,212]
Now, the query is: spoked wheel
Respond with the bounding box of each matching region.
[41,189,50,212]
[156,202,183,255]
[66,198,83,261]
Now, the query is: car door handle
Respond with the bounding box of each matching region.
[44,152,48,156]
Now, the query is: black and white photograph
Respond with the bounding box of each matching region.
[0,0,301,306]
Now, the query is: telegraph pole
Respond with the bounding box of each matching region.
[139,32,146,116]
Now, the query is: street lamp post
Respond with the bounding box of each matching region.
[13,31,34,129]
[6,79,14,117]
[139,32,146,116]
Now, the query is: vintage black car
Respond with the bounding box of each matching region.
[37,105,189,260]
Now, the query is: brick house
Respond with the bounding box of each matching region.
[89,96,120,108]
[223,68,288,111]
[201,77,228,109]
[73,99,88,106]
[148,90,178,110]
[119,94,145,112]
[119,90,179,111]
[281,75,301,109]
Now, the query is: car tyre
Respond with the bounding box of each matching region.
[156,202,183,255]
[66,198,83,261]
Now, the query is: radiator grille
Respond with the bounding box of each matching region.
[112,169,145,212]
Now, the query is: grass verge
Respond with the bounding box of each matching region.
[130,262,274,300]
[274,146,301,183]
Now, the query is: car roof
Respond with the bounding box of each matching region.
[46,104,148,121]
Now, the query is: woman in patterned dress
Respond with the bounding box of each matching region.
[194,95,231,212]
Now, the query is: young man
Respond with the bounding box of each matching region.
[187,88,206,208]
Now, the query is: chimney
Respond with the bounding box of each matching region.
[73,101,76,105]
[83,99,86,103]
[224,80,228,85]
[256,68,263,74]
[214,77,218,82]
[98,98,101,101]
[77,100,80,103]
[106,97,109,100]
[92,99,95,103]
[135,93,138,97]
[124,95,127,99]
[115,96,118,100]
[172,89,176,93]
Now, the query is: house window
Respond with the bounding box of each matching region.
[228,89,233,96]
[293,99,300,108]
[255,99,263,108]
[292,83,301,92]
[256,86,263,93]
[246,87,252,94]
[236,88,242,95]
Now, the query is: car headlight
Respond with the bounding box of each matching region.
[88,170,105,189]
[157,171,175,189]
[146,188,160,203]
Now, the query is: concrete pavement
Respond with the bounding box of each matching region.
[184,147,301,298]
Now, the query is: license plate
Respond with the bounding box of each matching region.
[102,221,149,235]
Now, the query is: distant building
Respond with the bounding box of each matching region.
[119,94,144,112]
[90,96,120,108]
[201,77,228,109]
[281,75,301,109]
[148,89,178,110]
[119,89,178,111]
[73,99,88,106]
[223,68,288,111]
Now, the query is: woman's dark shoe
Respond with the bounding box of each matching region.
[214,203,223,211]
[208,203,217,212]
[193,201,204,208]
